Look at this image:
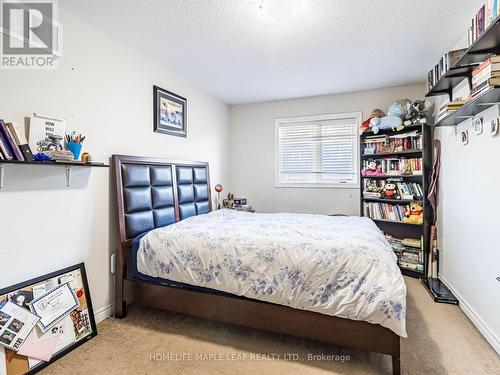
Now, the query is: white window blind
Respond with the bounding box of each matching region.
[275,112,360,187]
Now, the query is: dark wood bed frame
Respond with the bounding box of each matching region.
[112,154,401,375]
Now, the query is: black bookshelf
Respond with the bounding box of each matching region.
[360,123,433,279]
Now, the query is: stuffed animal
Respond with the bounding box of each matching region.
[383,182,398,199]
[361,160,383,176]
[370,116,403,134]
[404,100,431,126]
[361,108,385,133]
[403,202,424,224]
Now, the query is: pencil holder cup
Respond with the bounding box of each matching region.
[67,142,82,160]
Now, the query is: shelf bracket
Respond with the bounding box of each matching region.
[0,164,4,189]
[65,166,71,187]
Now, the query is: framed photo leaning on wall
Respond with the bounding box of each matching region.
[153,85,187,137]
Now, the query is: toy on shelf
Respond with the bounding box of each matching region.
[361,159,383,176]
[382,182,399,199]
[404,100,433,126]
[403,201,424,224]
[369,99,410,134]
[361,109,385,133]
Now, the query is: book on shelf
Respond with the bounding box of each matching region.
[362,132,422,154]
[385,235,424,270]
[0,119,25,161]
[6,123,34,161]
[468,1,500,46]
[363,179,423,200]
[439,100,466,111]
[0,132,13,160]
[426,48,467,91]
[399,261,424,272]
[471,56,500,87]
[363,202,411,223]
[1,121,24,161]
[362,157,423,176]
[436,100,466,122]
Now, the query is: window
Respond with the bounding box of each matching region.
[275,112,360,188]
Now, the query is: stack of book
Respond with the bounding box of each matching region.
[0,120,34,161]
[49,150,76,161]
[386,236,424,272]
[427,49,467,91]
[363,202,410,223]
[467,1,500,46]
[436,100,466,122]
[469,56,500,100]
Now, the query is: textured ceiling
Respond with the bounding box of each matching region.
[62,0,484,104]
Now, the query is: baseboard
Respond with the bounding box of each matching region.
[439,276,500,355]
[94,302,115,324]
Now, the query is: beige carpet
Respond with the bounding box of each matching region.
[42,278,499,375]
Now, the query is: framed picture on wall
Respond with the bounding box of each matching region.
[153,85,187,137]
[0,263,97,374]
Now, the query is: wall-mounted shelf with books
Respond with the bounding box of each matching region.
[426,15,500,102]
[0,159,109,189]
[435,87,500,127]
[425,65,477,100]
[455,16,500,67]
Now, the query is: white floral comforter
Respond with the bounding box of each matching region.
[137,209,407,337]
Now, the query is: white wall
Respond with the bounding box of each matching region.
[228,84,426,215]
[0,8,230,320]
[433,80,500,354]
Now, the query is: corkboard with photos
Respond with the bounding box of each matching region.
[0,263,97,374]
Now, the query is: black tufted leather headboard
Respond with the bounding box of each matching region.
[113,155,212,246]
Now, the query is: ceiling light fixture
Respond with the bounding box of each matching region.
[258,0,303,23]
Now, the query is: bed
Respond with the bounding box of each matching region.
[113,155,405,375]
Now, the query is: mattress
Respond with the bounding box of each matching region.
[133,209,407,336]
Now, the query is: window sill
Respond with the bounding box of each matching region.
[274,183,359,189]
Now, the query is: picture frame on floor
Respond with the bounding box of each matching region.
[0,263,97,374]
[153,85,187,138]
